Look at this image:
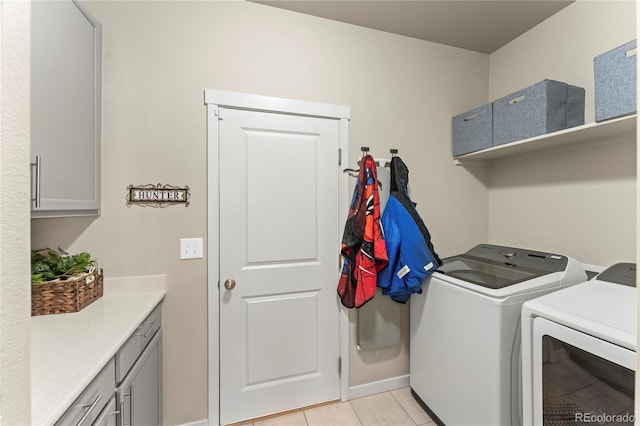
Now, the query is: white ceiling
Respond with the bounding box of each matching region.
[253,0,574,54]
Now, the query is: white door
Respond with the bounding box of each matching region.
[218,107,341,424]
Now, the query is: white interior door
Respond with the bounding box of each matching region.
[218,107,341,424]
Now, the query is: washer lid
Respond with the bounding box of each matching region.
[438,257,544,289]
[437,244,570,289]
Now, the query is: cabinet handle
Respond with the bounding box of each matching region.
[130,385,135,425]
[75,394,101,426]
[136,319,158,339]
[31,156,41,208]
[120,401,127,426]
[122,385,134,426]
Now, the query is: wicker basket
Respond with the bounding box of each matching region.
[31,269,104,316]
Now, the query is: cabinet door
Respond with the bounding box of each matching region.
[54,359,115,426]
[118,330,162,426]
[31,0,101,217]
[93,396,118,426]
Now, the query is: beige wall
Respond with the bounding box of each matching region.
[487,0,637,266]
[1,1,32,423]
[30,1,489,424]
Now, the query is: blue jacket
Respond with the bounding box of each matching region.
[386,157,442,267]
[377,195,439,303]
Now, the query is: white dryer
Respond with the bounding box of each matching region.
[521,263,637,426]
[410,244,587,426]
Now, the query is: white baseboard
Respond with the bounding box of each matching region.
[345,374,410,401]
[190,375,409,424]
[176,420,209,426]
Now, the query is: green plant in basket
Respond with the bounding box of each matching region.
[31,248,96,285]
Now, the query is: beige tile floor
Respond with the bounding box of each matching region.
[238,387,435,426]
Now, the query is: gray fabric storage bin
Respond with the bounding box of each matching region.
[567,85,586,128]
[452,103,492,156]
[594,39,636,122]
[493,79,584,147]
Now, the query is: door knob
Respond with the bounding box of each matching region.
[224,279,236,290]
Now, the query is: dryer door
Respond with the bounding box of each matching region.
[532,317,635,425]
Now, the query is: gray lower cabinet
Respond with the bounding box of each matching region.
[116,330,162,426]
[115,305,163,426]
[55,305,162,426]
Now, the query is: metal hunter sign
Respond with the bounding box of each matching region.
[127,184,190,207]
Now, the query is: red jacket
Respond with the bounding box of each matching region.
[337,155,388,308]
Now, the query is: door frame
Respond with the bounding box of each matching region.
[205,89,351,425]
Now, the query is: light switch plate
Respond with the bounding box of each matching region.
[180,237,203,259]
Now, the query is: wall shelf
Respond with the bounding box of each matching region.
[454,114,636,164]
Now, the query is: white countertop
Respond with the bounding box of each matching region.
[31,276,166,426]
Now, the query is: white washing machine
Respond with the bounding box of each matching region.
[410,244,587,426]
[521,263,637,426]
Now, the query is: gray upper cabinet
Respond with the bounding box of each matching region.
[31,0,101,217]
